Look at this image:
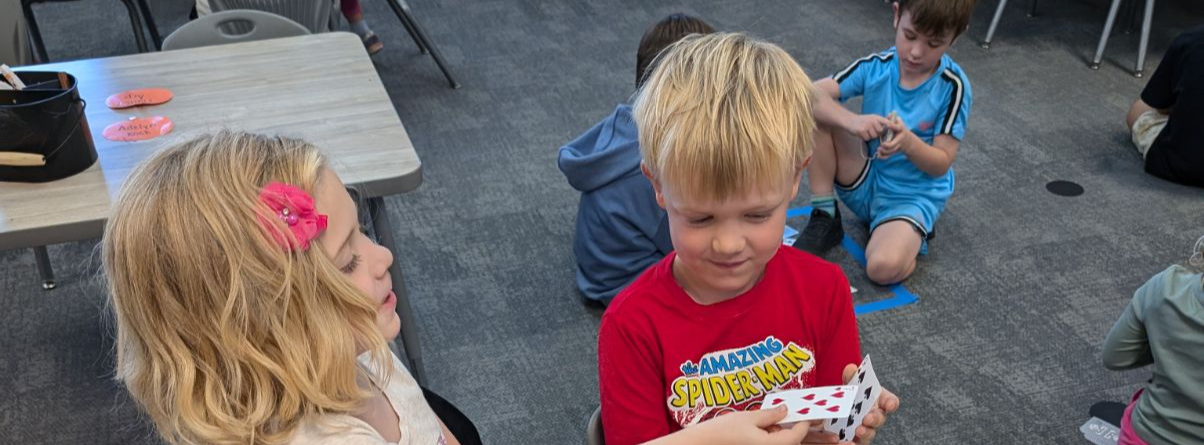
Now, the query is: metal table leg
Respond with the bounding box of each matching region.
[21,0,51,63]
[395,6,429,54]
[382,0,461,89]
[134,0,162,50]
[117,0,149,53]
[33,246,56,290]
[367,196,426,385]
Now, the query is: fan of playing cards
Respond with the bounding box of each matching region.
[760,355,882,442]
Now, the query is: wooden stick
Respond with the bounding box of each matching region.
[0,64,26,90]
[0,152,47,167]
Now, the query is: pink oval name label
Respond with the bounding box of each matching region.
[105,88,173,109]
[103,116,174,142]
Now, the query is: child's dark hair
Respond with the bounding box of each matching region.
[896,0,977,40]
[636,13,715,88]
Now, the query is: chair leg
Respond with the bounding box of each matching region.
[1027,0,1038,17]
[21,0,51,63]
[1124,0,1139,34]
[134,0,162,50]
[116,0,149,53]
[329,1,340,32]
[33,246,56,290]
[383,0,460,89]
[1134,0,1154,77]
[397,9,429,54]
[1090,0,1125,70]
[981,0,1008,49]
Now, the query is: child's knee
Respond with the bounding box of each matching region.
[812,121,838,148]
[866,252,914,285]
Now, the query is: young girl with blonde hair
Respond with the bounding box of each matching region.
[103,131,476,445]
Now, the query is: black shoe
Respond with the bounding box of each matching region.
[1088,401,1126,427]
[793,207,843,255]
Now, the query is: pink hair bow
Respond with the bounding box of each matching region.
[259,182,328,251]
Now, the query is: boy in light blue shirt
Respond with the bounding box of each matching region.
[795,0,975,285]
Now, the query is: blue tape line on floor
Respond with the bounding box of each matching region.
[788,206,919,316]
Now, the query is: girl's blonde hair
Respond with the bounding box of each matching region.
[633,32,816,201]
[102,131,390,445]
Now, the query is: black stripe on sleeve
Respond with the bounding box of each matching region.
[833,52,894,83]
[938,69,965,135]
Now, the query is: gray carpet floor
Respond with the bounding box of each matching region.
[2,0,1203,443]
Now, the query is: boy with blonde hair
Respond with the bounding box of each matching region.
[597,33,899,445]
[795,0,976,285]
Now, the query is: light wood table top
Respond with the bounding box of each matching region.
[0,32,422,251]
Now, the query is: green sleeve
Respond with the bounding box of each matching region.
[1101,273,1160,370]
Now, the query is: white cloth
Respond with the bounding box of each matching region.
[288,352,447,445]
[1131,110,1170,159]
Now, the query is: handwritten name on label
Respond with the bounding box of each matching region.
[103,116,174,142]
[106,88,173,109]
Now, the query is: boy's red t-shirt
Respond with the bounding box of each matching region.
[597,246,861,445]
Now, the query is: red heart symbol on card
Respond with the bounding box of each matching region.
[815,400,828,406]
[771,398,784,405]
[106,88,173,109]
[832,391,845,398]
[802,394,815,401]
[797,408,810,415]
[103,116,174,142]
[826,406,840,412]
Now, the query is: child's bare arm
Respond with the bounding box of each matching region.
[642,409,811,445]
[877,118,959,177]
[812,78,890,141]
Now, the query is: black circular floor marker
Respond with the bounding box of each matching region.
[1046,180,1084,197]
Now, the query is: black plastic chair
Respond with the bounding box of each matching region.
[22,0,162,62]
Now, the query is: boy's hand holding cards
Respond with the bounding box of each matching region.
[824,355,884,442]
[877,111,906,159]
[760,355,885,443]
[761,385,858,423]
[879,111,901,145]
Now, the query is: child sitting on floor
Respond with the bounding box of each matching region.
[794,0,976,286]
[559,13,715,304]
[1102,234,1204,444]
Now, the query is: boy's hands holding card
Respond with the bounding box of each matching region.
[757,356,898,445]
[761,385,858,424]
[830,358,901,445]
[876,112,911,159]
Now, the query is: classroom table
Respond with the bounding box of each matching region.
[0,32,428,383]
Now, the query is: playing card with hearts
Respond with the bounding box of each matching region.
[824,355,882,441]
[761,385,857,424]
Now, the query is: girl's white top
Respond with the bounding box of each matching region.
[289,352,447,445]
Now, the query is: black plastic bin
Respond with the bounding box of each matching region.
[0,71,96,183]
